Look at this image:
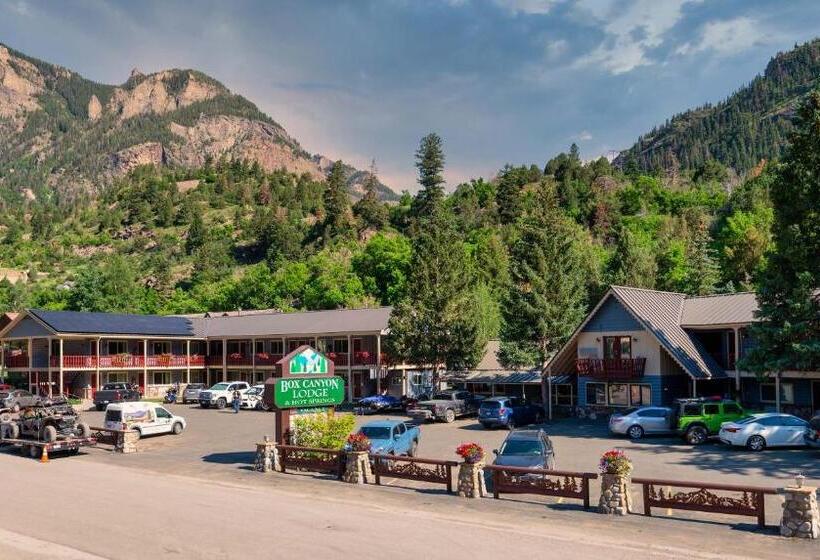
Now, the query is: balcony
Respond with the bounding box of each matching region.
[50,355,206,368]
[576,358,646,380]
[227,353,253,366]
[4,353,28,368]
[327,352,348,366]
[254,353,283,366]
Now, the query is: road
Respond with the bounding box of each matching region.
[0,454,809,560]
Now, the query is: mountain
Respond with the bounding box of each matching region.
[0,44,397,202]
[616,38,820,174]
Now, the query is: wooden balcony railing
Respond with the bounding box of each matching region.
[254,353,283,366]
[226,354,253,366]
[327,352,348,366]
[576,357,646,379]
[4,354,28,368]
[49,355,207,368]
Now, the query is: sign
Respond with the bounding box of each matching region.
[289,347,329,375]
[273,376,345,408]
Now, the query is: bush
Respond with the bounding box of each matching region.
[292,411,355,450]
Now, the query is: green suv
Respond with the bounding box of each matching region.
[674,398,746,445]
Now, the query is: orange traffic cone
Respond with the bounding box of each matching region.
[40,446,49,463]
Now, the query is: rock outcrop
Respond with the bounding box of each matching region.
[111,142,166,175]
[87,94,102,121]
[108,70,222,120]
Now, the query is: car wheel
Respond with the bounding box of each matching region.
[95,405,104,412]
[29,445,41,459]
[216,398,227,410]
[408,440,418,457]
[685,425,708,445]
[172,422,184,435]
[41,425,57,443]
[75,422,91,439]
[201,402,210,409]
[746,435,766,452]
[182,399,188,405]
[0,412,11,423]
[627,425,645,439]
[444,409,456,423]
[1,422,19,440]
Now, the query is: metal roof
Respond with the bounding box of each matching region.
[681,292,759,326]
[201,307,392,337]
[610,286,725,379]
[459,369,542,384]
[28,309,200,337]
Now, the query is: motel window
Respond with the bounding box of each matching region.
[151,371,171,385]
[603,336,632,360]
[107,341,128,355]
[586,383,607,405]
[151,341,171,355]
[629,385,652,406]
[760,382,794,404]
[608,383,629,406]
[106,372,128,383]
[552,384,574,406]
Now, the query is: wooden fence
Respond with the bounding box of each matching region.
[277,445,346,479]
[484,465,598,509]
[371,454,458,492]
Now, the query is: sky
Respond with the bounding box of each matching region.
[1,0,819,192]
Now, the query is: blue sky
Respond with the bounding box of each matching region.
[2,0,819,191]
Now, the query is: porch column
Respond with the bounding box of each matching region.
[251,338,256,383]
[281,337,286,356]
[376,334,382,394]
[143,339,148,394]
[775,373,781,413]
[222,339,227,382]
[95,338,101,390]
[57,338,63,398]
[314,336,318,350]
[186,340,191,384]
[347,334,353,402]
[27,337,32,370]
[43,339,48,394]
[692,378,697,398]
[733,327,741,391]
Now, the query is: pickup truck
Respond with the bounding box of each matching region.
[93,383,141,411]
[408,390,482,423]
[354,420,420,456]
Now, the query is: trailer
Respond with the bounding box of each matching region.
[0,435,97,459]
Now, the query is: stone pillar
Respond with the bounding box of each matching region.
[598,473,632,515]
[779,484,819,539]
[457,462,486,498]
[254,436,279,473]
[343,451,372,484]
[115,430,139,454]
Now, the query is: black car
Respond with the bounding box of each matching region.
[805,415,820,449]
[478,396,543,429]
[492,429,556,470]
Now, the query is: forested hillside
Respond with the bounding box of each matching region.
[616,38,820,173]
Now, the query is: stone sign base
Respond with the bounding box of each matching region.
[115,431,139,454]
[598,473,632,515]
[779,485,819,539]
[255,437,279,473]
[457,462,486,498]
[343,451,372,484]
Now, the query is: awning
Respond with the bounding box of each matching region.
[451,369,545,385]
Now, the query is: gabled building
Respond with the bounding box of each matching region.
[546,286,819,416]
[0,307,403,401]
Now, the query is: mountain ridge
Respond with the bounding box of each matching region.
[0,43,398,202]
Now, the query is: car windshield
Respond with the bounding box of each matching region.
[500,439,542,456]
[431,393,452,400]
[210,383,230,391]
[360,427,392,440]
[481,401,503,409]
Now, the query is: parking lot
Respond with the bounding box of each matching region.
[17,403,818,524]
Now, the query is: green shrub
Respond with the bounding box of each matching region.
[292,411,355,450]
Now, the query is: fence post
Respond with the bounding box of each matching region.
[374,456,381,486]
[279,447,287,473]
[756,491,765,529]
[446,463,452,494]
[582,476,589,510]
[642,482,651,517]
[492,469,499,500]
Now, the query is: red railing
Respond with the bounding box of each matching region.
[50,354,207,368]
[353,352,388,366]
[327,352,348,366]
[226,354,253,366]
[4,354,29,368]
[189,355,205,366]
[145,355,188,368]
[576,357,646,379]
[254,353,283,366]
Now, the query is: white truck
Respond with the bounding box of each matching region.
[198,381,250,409]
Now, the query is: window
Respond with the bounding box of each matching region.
[107,341,128,355]
[723,403,742,415]
[551,385,574,407]
[151,371,172,385]
[683,403,701,416]
[151,341,171,355]
[638,408,666,418]
[760,382,795,404]
[586,383,607,405]
[603,336,632,359]
[106,372,128,383]
[155,408,172,419]
[395,423,406,436]
[630,385,651,406]
[332,339,349,354]
[608,384,629,406]
[780,416,807,427]
[703,404,720,415]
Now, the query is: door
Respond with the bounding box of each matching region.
[638,408,669,433]
[153,407,174,434]
[757,416,790,446]
[780,416,809,445]
[702,403,721,433]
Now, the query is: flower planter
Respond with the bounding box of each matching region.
[598,473,632,515]
[457,461,487,498]
[343,450,372,484]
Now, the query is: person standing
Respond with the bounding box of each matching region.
[232,388,242,413]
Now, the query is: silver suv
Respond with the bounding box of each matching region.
[608,406,673,439]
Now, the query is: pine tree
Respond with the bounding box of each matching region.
[684,220,720,295]
[410,133,445,224]
[740,91,820,377]
[186,213,206,255]
[322,160,354,243]
[352,159,389,230]
[609,228,658,289]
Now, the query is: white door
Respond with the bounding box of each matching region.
[153,407,174,434]
[781,416,809,445]
[759,416,792,446]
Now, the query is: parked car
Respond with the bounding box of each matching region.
[408,391,483,423]
[93,383,141,411]
[181,383,206,404]
[0,389,39,413]
[719,413,809,451]
[674,397,746,444]
[242,384,267,410]
[608,406,674,439]
[478,397,543,429]
[354,419,420,456]
[358,394,404,413]
[199,381,249,409]
[492,429,556,470]
[104,402,186,438]
[804,415,820,450]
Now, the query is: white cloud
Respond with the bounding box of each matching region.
[573,0,702,74]
[3,1,31,16]
[494,0,560,15]
[574,130,593,141]
[676,17,773,57]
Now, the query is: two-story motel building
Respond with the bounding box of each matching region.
[0,307,401,401]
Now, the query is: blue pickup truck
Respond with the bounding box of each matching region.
[355,420,420,456]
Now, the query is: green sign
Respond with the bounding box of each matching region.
[289,348,329,375]
[274,376,345,408]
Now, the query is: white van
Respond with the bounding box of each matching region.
[104,402,186,438]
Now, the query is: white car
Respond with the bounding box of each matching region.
[719,413,809,451]
[104,402,186,438]
[198,381,249,409]
[242,384,267,410]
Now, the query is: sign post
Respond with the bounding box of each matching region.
[263,345,340,444]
